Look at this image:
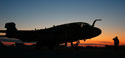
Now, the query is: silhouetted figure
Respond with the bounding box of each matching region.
[113,36,119,49]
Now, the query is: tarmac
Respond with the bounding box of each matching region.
[0,46,125,58]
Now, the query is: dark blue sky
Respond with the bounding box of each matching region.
[0,0,125,44]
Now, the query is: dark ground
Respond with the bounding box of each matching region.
[0,46,125,58]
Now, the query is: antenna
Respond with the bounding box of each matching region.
[92,19,102,27]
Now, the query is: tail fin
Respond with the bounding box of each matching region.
[5,22,17,38]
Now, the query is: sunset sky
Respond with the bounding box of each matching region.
[0,0,125,46]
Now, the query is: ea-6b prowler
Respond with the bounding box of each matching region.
[0,19,102,48]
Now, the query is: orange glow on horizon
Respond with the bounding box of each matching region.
[24,43,36,45]
[0,33,6,36]
[1,42,36,46]
[2,42,15,45]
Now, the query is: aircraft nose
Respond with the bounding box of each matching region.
[82,27,101,39]
[93,27,102,37]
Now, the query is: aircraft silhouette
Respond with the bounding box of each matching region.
[0,19,102,48]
